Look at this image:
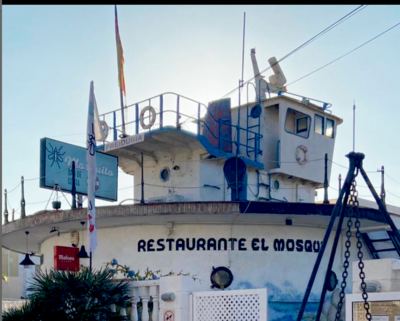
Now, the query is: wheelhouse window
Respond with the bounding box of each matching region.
[315,115,324,135]
[285,108,310,138]
[326,118,335,138]
[296,117,308,133]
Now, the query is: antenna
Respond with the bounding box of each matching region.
[236,12,246,156]
[353,100,356,152]
[241,12,246,88]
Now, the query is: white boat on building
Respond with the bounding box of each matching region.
[3,48,400,321]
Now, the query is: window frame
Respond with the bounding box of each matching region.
[326,118,335,138]
[314,114,325,135]
[296,117,308,134]
[284,108,311,139]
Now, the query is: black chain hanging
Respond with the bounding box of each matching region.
[353,186,372,321]
[335,213,352,321]
[334,177,372,321]
[335,178,356,321]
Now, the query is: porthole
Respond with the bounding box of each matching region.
[273,180,280,191]
[160,167,170,182]
[210,266,233,290]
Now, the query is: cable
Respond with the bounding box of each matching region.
[6,182,21,194]
[26,200,50,205]
[287,21,400,86]
[386,190,400,199]
[386,173,400,185]
[329,159,379,173]
[222,5,367,98]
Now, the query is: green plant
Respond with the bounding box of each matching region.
[2,266,131,321]
[2,298,43,321]
[105,258,201,282]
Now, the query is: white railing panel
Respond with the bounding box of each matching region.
[192,288,267,321]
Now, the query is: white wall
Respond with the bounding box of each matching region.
[40,222,368,302]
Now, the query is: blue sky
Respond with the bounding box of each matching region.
[2,5,400,221]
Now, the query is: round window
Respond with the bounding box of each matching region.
[160,167,170,182]
[273,179,280,191]
[210,266,233,290]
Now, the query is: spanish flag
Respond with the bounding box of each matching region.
[115,5,126,97]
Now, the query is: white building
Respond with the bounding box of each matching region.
[3,49,400,321]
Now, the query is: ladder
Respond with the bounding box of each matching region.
[362,230,400,259]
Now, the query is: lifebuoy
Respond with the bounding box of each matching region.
[140,106,156,129]
[295,145,308,165]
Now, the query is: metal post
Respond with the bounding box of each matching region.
[113,111,117,141]
[141,152,144,204]
[119,89,126,137]
[176,95,180,129]
[235,156,239,201]
[353,100,356,152]
[21,176,26,218]
[90,251,92,272]
[159,96,163,129]
[77,195,83,208]
[297,152,357,321]
[4,189,9,224]
[71,161,76,209]
[339,174,342,195]
[380,166,386,206]
[323,153,329,204]
[135,103,139,134]
[237,79,241,156]
[12,209,15,222]
[197,103,201,135]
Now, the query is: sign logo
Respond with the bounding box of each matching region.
[40,137,118,201]
[46,143,66,168]
[54,246,79,271]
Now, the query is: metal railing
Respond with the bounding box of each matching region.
[99,92,263,162]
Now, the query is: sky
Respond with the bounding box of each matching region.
[2,5,400,223]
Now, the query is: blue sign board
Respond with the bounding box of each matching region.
[40,137,118,201]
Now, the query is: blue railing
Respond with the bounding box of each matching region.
[99,92,263,162]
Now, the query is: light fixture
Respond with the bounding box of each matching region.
[50,227,60,237]
[77,221,89,259]
[19,231,35,268]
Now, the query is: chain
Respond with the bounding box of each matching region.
[335,178,357,321]
[353,179,372,321]
[335,213,352,321]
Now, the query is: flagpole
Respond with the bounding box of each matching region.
[115,5,127,138]
[86,81,98,270]
[119,87,126,137]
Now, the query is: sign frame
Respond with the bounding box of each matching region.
[54,246,79,271]
[40,137,119,201]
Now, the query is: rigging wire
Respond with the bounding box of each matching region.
[287,21,400,86]
[386,190,400,199]
[386,173,400,185]
[6,182,21,194]
[222,5,367,99]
